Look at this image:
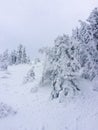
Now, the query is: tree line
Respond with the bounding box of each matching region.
[0,44,30,70]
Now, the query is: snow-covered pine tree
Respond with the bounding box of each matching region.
[42,35,80,99]
[0,50,9,70]
[2,50,9,65]
[10,50,17,65]
[87,7,98,41]
[72,21,93,80]
[87,7,98,79]
[17,44,23,64]
[72,10,98,80]
[22,47,27,64]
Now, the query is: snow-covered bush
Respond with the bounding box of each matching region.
[23,67,35,84]
[0,62,8,71]
[0,102,17,119]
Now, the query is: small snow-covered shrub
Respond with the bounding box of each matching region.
[23,67,35,84]
[34,58,40,64]
[0,102,17,119]
[0,62,8,71]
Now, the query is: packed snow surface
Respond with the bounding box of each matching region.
[0,63,98,130]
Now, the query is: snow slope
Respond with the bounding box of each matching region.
[0,63,98,130]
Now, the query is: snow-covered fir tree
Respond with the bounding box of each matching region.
[0,50,9,70]
[22,47,27,64]
[10,50,17,65]
[42,35,80,99]
[72,9,98,80]
[17,44,23,64]
[87,8,98,40]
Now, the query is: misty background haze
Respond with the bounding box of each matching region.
[0,0,98,59]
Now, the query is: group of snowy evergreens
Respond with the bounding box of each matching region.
[0,8,98,100]
[0,44,30,71]
[41,7,98,99]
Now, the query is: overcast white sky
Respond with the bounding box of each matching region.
[0,0,98,58]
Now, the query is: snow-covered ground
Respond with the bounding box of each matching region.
[0,63,98,130]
